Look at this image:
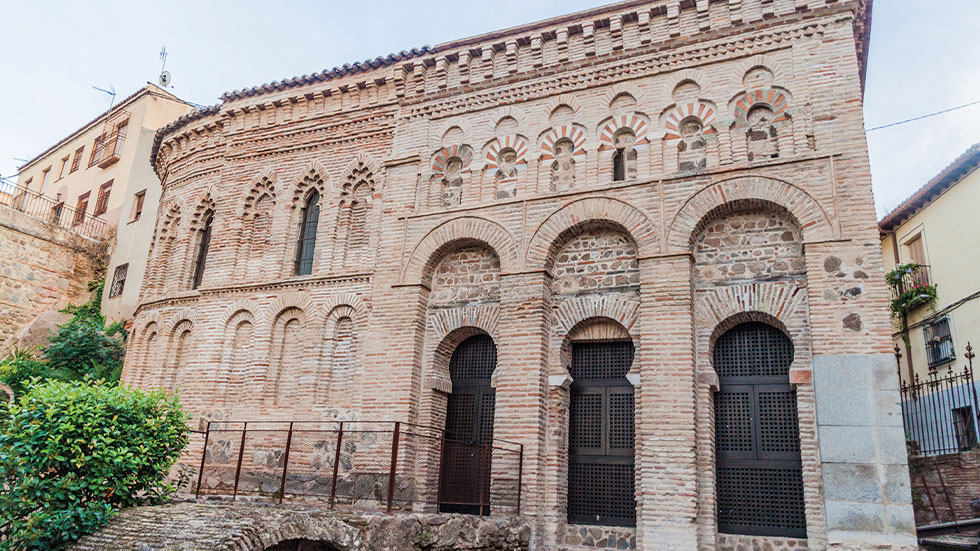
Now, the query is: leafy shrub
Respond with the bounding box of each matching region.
[42,281,126,382]
[0,380,189,550]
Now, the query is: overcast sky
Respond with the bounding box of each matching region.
[2,0,978,218]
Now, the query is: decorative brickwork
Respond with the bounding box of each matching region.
[125,2,909,551]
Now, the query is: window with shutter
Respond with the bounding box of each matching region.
[568,340,636,527]
[714,322,805,538]
[440,334,496,515]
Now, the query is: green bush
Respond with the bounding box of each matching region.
[43,317,125,382]
[42,281,127,383]
[0,380,190,550]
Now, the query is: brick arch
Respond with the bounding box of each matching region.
[402,216,520,284]
[707,310,793,357]
[290,160,329,208]
[660,68,714,103]
[431,325,498,386]
[543,94,584,117]
[557,316,638,382]
[166,307,197,333]
[260,292,317,327]
[242,169,277,218]
[597,113,650,150]
[525,197,659,272]
[321,294,369,327]
[218,516,359,551]
[539,125,588,161]
[428,305,500,344]
[219,300,260,327]
[696,284,807,347]
[667,176,835,250]
[555,295,640,338]
[342,152,382,180]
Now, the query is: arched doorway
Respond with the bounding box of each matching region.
[714,321,805,537]
[567,339,636,527]
[439,334,496,515]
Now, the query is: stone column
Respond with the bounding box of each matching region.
[494,272,551,536]
[636,254,698,550]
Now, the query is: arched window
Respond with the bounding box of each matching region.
[440,334,497,515]
[568,340,636,527]
[612,129,637,182]
[191,214,212,289]
[294,191,319,276]
[714,321,805,537]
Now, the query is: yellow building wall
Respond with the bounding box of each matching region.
[882,165,980,384]
[14,85,194,323]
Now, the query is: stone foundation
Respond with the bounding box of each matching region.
[70,501,530,551]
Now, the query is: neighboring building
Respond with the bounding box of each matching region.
[880,144,980,459]
[880,144,980,384]
[14,83,195,323]
[126,2,915,551]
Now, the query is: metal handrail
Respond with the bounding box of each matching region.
[0,182,108,239]
[193,418,524,516]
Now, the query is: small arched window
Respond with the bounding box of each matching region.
[295,190,320,276]
[612,129,637,181]
[191,214,213,289]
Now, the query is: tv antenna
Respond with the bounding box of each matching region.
[159,45,172,87]
[92,84,117,110]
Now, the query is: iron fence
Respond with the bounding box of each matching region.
[192,420,523,516]
[901,343,980,456]
[0,182,108,239]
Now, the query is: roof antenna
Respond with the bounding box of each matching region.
[92,84,117,111]
[158,45,172,87]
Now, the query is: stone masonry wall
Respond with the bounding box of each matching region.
[70,501,531,551]
[126,2,908,551]
[0,207,100,351]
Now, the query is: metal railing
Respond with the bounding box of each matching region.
[191,420,524,516]
[0,182,108,239]
[888,264,932,301]
[901,343,980,456]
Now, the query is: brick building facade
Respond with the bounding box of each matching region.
[127,1,914,550]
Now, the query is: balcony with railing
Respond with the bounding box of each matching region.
[0,182,108,239]
[887,263,936,317]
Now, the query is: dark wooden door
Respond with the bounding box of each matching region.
[714,322,806,537]
[440,334,496,515]
[568,340,636,527]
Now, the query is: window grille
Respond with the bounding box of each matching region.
[714,322,805,538]
[108,264,128,298]
[294,191,320,276]
[568,340,636,527]
[925,317,955,369]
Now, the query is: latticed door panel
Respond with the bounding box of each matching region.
[568,341,636,527]
[714,322,805,538]
[440,334,496,515]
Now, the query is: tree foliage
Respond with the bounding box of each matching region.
[0,280,127,398]
[0,380,189,550]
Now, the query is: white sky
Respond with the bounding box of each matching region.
[2,0,978,218]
